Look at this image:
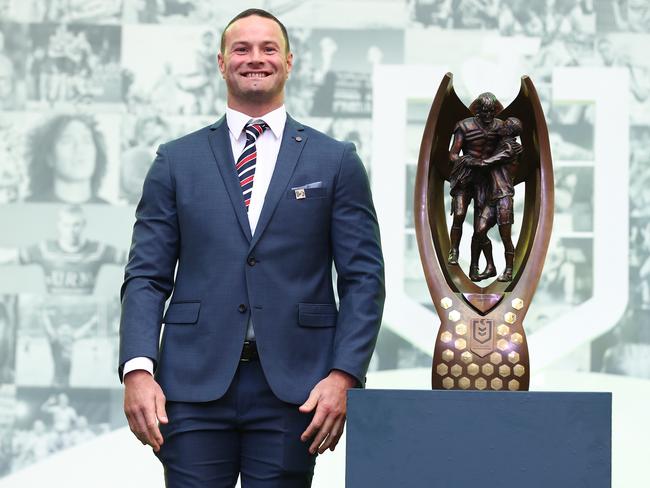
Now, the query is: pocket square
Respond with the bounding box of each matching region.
[286,184,327,200]
[291,181,323,190]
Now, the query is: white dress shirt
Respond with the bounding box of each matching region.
[123,105,287,378]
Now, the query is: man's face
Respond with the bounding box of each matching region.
[500,119,520,136]
[58,211,86,243]
[58,393,69,406]
[33,420,45,434]
[477,104,495,126]
[51,121,97,183]
[218,15,293,109]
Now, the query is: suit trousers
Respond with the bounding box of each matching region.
[156,359,317,488]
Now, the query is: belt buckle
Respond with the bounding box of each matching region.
[240,341,254,362]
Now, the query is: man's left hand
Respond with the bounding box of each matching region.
[299,369,357,455]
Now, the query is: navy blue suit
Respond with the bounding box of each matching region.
[119,115,385,486]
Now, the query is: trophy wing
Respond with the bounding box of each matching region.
[499,76,543,186]
[429,74,473,181]
[486,76,554,296]
[415,73,483,313]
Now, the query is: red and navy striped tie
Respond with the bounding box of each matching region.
[236,120,268,211]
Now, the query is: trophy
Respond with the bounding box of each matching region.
[414,74,553,391]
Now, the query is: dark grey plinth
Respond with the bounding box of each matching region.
[346,390,611,488]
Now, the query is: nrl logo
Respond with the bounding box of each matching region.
[472,318,493,344]
[469,318,494,357]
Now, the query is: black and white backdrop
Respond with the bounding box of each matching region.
[0,1,647,486]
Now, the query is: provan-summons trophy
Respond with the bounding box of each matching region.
[414,74,554,391]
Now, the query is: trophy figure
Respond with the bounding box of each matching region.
[414,74,554,391]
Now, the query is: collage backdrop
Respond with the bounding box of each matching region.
[0,0,648,486]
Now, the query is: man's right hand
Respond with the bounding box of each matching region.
[124,370,168,452]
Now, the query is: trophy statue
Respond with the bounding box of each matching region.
[414,74,553,391]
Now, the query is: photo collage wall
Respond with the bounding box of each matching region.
[0,0,649,477]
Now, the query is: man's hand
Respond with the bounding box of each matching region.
[124,370,168,452]
[299,370,357,455]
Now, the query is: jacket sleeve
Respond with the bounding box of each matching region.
[118,143,179,382]
[330,142,385,386]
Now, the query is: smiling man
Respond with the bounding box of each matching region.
[119,8,384,488]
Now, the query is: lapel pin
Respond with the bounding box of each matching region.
[294,136,303,142]
[295,188,306,199]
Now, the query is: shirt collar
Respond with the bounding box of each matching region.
[225,105,287,141]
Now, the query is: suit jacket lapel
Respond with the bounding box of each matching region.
[250,116,307,250]
[208,116,253,242]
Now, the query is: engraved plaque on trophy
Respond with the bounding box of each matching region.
[414,74,554,391]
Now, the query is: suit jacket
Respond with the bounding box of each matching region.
[118,115,385,405]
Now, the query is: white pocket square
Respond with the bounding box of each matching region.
[292,181,323,190]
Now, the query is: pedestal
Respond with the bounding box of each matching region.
[346,390,611,487]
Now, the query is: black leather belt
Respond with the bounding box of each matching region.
[240,341,258,362]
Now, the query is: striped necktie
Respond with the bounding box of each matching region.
[236,119,268,211]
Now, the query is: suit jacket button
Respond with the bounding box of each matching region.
[247,256,256,266]
[238,304,247,313]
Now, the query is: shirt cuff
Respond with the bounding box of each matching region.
[123,357,154,378]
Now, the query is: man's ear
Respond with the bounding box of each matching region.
[286,52,294,76]
[217,52,225,78]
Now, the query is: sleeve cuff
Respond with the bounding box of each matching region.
[123,357,154,378]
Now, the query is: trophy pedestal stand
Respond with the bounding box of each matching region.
[346,390,611,487]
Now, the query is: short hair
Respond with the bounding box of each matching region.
[27,114,107,200]
[476,92,497,110]
[220,8,290,55]
[469,92,504,115]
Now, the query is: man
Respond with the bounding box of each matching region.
[41,392,79,449]
[69,415,96,446]
[0,205,126,295]
[41,308,98,386]
[15,420,55,467]
[467,116,523,282]
[448,92,503,281]
[119,8,384,488]
[176,30,222,114]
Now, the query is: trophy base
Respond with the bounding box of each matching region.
[431,293,530,391]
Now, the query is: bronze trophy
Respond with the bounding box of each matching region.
[415,74,553,391]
